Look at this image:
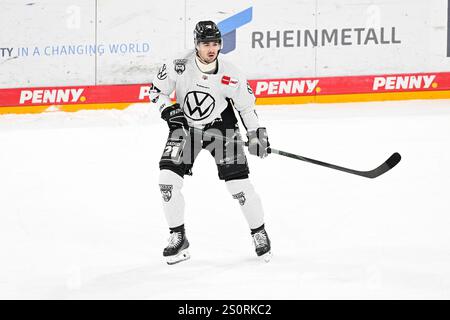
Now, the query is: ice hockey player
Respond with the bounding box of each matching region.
[150,21,271,265]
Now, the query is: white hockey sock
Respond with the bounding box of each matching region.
[159,169,185,228]
[226,178,264,229]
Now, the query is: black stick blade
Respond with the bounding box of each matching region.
[362,152,402,179]
[386,152,402,168]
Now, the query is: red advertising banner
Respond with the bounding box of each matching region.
[0,84,150,107]
[1,72,450,113]
[250,72,450,97]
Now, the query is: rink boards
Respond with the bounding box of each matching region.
[1,71,450,115]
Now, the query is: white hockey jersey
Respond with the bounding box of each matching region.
[151,51,260,131]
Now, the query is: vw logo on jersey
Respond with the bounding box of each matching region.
[157,64,167,80]
[183,91,215,121]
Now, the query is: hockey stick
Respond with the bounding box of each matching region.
[267,148,401,179]
[192,127,401,179]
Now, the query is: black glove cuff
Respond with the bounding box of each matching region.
[161,103,182,122]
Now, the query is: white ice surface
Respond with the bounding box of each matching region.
[0,100,450,299]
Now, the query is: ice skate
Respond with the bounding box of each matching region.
[163,231,190,265]
[252,228,272,262]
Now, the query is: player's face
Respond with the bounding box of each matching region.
[197,41,220,63]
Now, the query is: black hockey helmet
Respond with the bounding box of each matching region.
[194,21,222,45]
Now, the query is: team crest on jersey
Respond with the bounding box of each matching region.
[183,91,215,121]
[232,191,246,206]
[159,184,173,202]
[157,64,167,80]
[174,59,187,75]
[221,75,239,87]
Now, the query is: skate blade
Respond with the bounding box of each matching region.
[259,251,272,263]
[166,249,190,265]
